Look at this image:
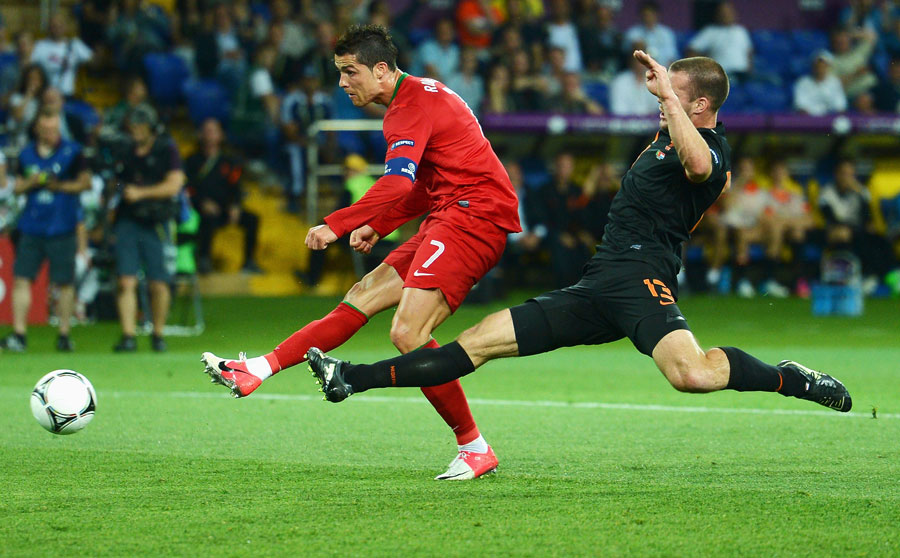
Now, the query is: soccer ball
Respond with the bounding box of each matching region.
[30,370,97,435]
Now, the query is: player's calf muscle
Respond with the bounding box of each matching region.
[458,309,519,368]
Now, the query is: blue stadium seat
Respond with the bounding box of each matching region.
[743,81,791,112]
[0,52,16,73]
[583,81,608,109]
[675,31,696,57]
[182,79,229,125]
[719,82,747,114]
[64,99,100,130]
[791,30,829,54]
[752,30,793,80]
[144,53,190,105]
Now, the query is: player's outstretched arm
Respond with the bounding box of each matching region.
[324,174,415,238]
[634,50,712,183]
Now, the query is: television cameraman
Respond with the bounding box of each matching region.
[1,109,90,352]
[111,104,185,352]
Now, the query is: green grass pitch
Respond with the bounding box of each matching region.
[1,294,898,557]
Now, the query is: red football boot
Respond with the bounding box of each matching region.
[434,445,498,480]
[201,352,262,398]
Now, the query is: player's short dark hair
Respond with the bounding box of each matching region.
[334,24,398,71]
[669,56,729,112]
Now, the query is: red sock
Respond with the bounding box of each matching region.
[419,339,480,445]
[265,302,369,373]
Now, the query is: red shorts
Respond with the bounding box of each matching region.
[384,215,507,312]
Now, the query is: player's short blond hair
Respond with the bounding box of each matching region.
[669,57,730,112]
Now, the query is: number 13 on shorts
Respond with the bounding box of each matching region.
[643,278,675,305]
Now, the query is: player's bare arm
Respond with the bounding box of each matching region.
[634,50,713,183]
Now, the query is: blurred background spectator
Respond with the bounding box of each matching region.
[185,117,259,275]
[1,110,90,352]
[794,51,848,115]
[624,1,677,66]
[686,1,752,81]
[31,13,93,97]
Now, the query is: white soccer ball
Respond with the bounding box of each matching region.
[30,370,97,435]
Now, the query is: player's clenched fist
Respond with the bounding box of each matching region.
[349,225,380,255]
[305,224,338,250]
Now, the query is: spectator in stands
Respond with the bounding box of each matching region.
[0,110,90,353]
[819,158,899,294]
[793,50,848,115]
[839,0,894,33]
[766,160,815,296]
[414,18,459,80]
[31,12,93,97]
[491,26,524,69]
[0,31,35,105]
[720,157,778,298]
[281,64,332,209]
[80,0,115,49]
[548,72,603,115]
[106,0,171,71]
[484,63,514,113]
[445,47,484,115]
[624,1,678,66]
[456,0,503,49]
[39,87,89,146]
[577,1,623,83]
[102,76,149,138]
[186,118,260,275]
[232,45,281,161]
[212,1,247,92]
[830,26,879,100]
[6,64,48,150]
[301,21,340,87]
[545,0,582,73]
[270,0,313,59]
[873,55,900,112]
[542,152,595,287]
[542,45,568,98]
[687,1,753,81]
[112,105,185,353]
[609,55,661,116]
[510,50,549,111]
[503,159,549,280]
[493,0,546,68]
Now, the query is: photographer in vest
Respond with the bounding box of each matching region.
[111,104,185,353]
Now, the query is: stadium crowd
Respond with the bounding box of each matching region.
[0,0,899,352]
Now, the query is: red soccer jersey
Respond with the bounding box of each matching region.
[324,73,521,238]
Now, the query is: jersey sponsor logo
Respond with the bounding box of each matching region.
[413,269,435,277]
[655,150,666,160]
[390,139,415,150]
[709,148,720,166]
[384,157,417,182]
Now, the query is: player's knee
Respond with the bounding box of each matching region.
[389,321,428,354]
[117,276,137,292]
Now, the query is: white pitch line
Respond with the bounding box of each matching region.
[106,390,894,420]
